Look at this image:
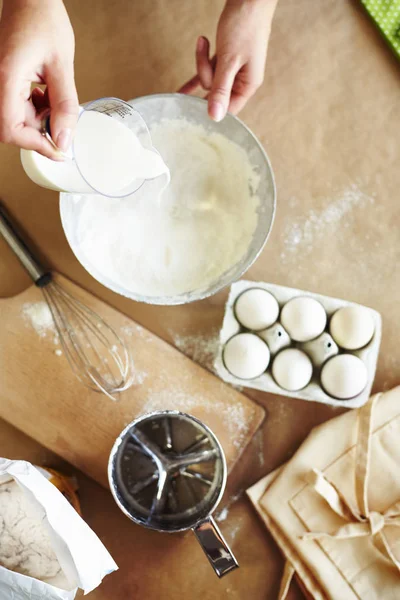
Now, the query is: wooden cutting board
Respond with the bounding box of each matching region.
[0,274,264,488]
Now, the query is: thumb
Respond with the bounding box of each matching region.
[208,54,239,122]
[46,62,79,152]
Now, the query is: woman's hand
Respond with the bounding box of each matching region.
[179,0,278,121]
[0,0,79,158]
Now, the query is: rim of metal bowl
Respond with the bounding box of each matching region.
[60,93,276,306]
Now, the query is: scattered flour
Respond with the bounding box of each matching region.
[121,323,151,341]
[120,324,149,383]
[121,324,135,337]
[225,518,243,543]
[216,490,244,523]
[268,399,295,426]
[170,328,244,391]
[217,506,230,522]
[0,479,61,581]
[253,429,265,468]
[75,119,260,299]
[281,184,375,261]
[171,329,219,371]
[118,326,252,452]
[22,302,55,338]
[141,390,252,450]
[132,370,148,385]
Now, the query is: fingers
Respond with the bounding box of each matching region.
[196,36,213,90]
[228,64,264,115]
[179,37,215,96]
[228,82,260,115]
[15,125,65,160]
[179,40,259,119]
[31,87,50,112]
[46,60,79,152]
[228,91,251,116]
[208,54,240,122]
[0,76,62,159]
[178,74,201,95]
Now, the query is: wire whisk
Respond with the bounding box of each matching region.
[0,201,133,400]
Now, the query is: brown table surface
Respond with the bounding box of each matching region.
[0,1,399,598]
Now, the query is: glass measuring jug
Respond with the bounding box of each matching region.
[21,97,168,197]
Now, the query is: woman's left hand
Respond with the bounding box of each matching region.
[179,0,278,121]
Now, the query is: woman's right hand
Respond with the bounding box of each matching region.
[0,0,79,159]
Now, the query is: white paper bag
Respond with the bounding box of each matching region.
[0,458,118,599]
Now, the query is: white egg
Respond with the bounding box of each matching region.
[321,354,368,399]
[281,296,327,342]
[223,333,270,379]
[234,288,280,330]
[272,348,313,391]
[330,305,375,350]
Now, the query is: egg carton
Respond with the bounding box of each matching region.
[214,280,382,408]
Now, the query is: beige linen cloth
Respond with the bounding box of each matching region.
[247,386,400,600]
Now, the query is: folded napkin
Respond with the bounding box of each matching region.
[247,386,400,599]
[362,0,400,58]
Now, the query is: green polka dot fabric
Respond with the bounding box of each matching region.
[361,0,400,58]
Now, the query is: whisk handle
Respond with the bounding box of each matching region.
[0,201,51,287]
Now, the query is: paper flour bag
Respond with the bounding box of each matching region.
[0,458,117,599]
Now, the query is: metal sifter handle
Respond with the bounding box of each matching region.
[193,516,239,577]
[0,201,51,286]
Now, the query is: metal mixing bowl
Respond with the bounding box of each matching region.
[60,93,276,305]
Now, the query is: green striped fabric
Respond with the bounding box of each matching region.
[361,0,400,58]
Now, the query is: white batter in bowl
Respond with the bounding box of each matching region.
[60,94,276,305]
